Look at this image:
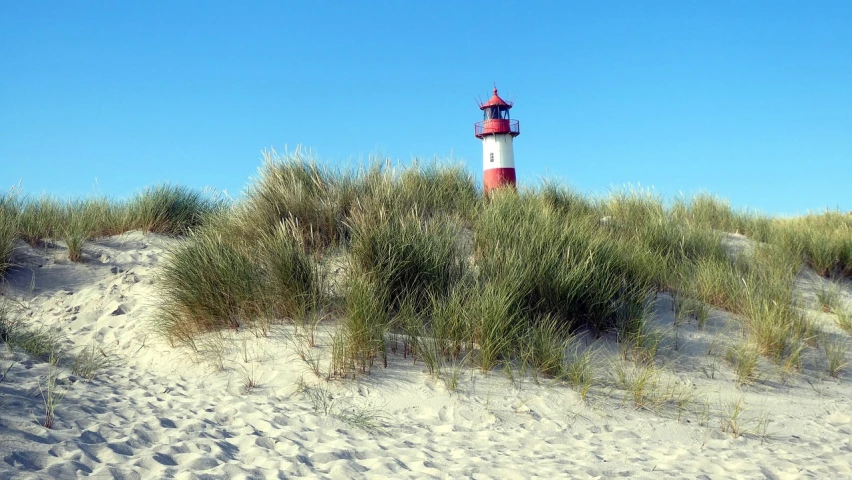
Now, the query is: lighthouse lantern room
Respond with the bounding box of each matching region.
[474,87,520,192]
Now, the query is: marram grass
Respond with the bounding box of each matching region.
[0,192,19,276]
[146,156,850,383]
[153,220,322,346]
[3,154,849,387]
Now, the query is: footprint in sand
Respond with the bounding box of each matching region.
[78,430,107,445]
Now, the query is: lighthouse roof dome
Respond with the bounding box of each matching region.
[479,88,513,110]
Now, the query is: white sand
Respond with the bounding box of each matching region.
[1,232,851,479]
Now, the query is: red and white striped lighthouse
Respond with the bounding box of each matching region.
[474,87,520,192]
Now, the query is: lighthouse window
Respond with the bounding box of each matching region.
[489,153,494,163]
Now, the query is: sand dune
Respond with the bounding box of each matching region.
[1,232,851,479]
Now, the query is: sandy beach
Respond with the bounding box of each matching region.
[3,1,850,477]
[0,230,850,479]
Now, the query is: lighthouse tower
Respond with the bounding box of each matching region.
[475,87,520,192]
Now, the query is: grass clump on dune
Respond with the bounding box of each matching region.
[154,152,480,364]
[836,310,852,335]
[673,194,851,281]
[681,239,815,366]
[238,149,478,253]
[18,196,116,251]
[348,208,466,313]
[125,184,222,235]
[140,156,849,394]
[154,218,322,347]
[242,151,350,251]
[476,189,656,336]
[0,192,19,276]
[334,207,467,375]
[775,212,852,279]
[3,186,218,263]
[17,196,64,247]
[334,187,668,378]
[0,300,64,362]
[671,193,773,241]
[364,160,479,223]
[62,200,102,262]
[462,282,525,371]
[815,282,842,313]
[333,274,390,375]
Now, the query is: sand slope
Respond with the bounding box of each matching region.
[1,232,851,479]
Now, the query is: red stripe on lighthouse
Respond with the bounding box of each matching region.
[483,168,516,192]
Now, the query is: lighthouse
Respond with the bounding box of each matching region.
[474,87,520,192]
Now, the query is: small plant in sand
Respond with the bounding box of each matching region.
[0,300,17,343]
[675,296,711,330]
[333,404,389,435]
[440,357,467,392]
[301,380,337,416]
[836,310,852,335]
[719,396,747,438]
[620,324,662,366]
[816,283,842,313]
[562,341,597,400]
[23,328,63,360]
[716,396,771,440]
[300,380,388,434]
[614,362,659,409]
[63,229,89,262]
[290,333,324,378]
[700,358,719,379]
[71,344,111,380]
[673,295,694,323]
[291,298,327,349]
[725,342,760,386]
[2,315,63,363]
[743,295,812,365]
[0,350,15,383]
[415,331,445,378]
[40,353,66,429]
[612,361,694,416]
[780,339,808,377]
[234,362,261,393]
[823,339,849,378]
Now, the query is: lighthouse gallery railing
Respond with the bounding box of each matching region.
[474,119,520,138]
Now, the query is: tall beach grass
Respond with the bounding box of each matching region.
[0,185,219,264]
[0,154,825,391]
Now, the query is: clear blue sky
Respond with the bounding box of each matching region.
[2,1,850,214]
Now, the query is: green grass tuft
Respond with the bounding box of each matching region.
[154,221,321,347]
[0,192,19,275]
[126,184,221,235]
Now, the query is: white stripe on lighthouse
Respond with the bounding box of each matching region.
[482,134,516,170]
